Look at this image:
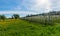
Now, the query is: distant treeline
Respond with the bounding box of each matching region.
[0,14,20,20]
[26,11,60,17]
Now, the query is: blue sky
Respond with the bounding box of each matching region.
[0,0,60,17]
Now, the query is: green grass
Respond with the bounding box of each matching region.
[0,19,60,36]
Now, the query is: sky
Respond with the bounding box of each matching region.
[0,0,60,17]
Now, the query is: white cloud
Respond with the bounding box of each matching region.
[0,0,53,15]
[0,11,38,14]
[0,11,39,17]
[31,0,52,13]
[14,0,52,13]
[50,0,60,11]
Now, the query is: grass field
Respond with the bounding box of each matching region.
[0,19,60,36]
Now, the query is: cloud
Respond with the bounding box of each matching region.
[0,11,38,14]
[0,0,60,13]
[0,11,39,17]
[0,0,60,17]
[14,0,52,13]
[0,0,52,13]
[31,0,52,12]
[50,0,60,11]
[0,0,52,17]
[9,0,60,13]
